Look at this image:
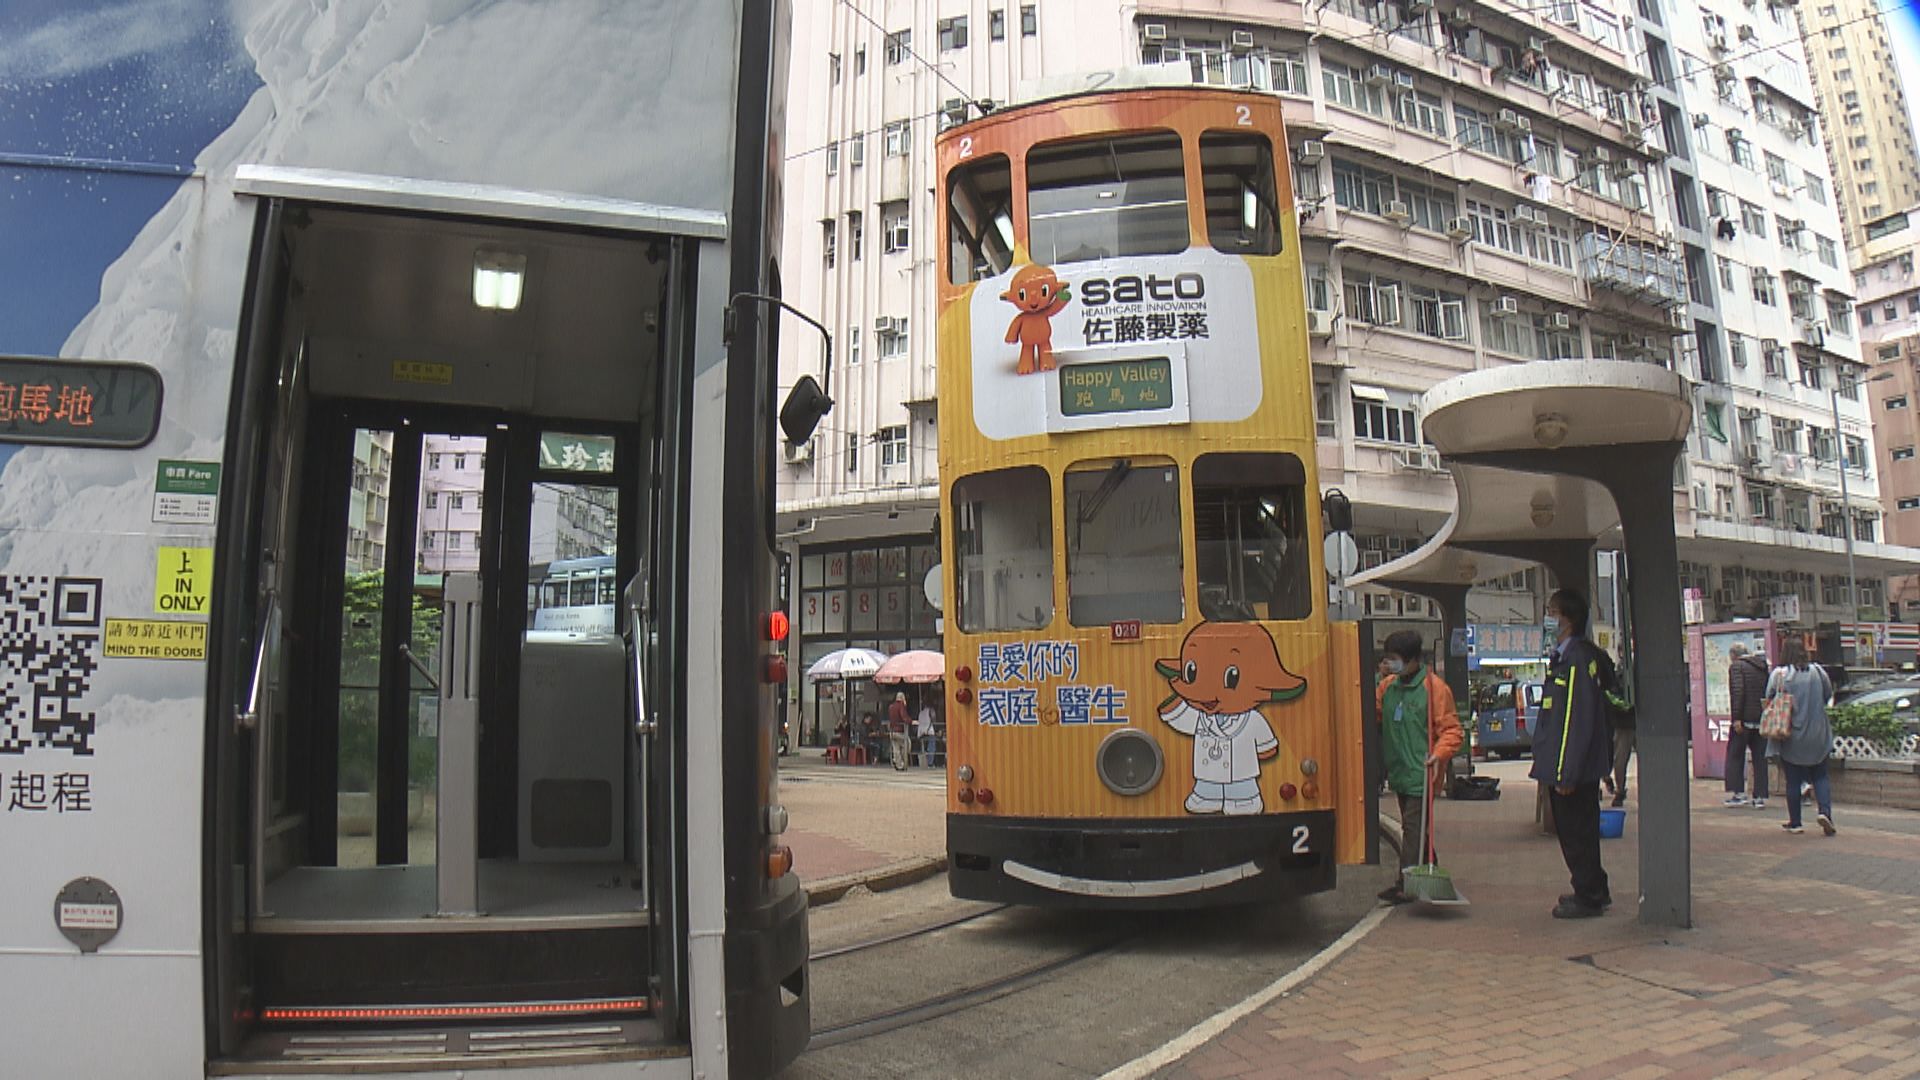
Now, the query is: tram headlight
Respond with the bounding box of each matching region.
[957,765,974,784]
[1095,729,1163,797]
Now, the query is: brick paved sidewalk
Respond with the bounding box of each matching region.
[780,750,945,885]
[1157,764,1920,1080]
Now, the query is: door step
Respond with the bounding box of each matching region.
[216,1016,681,1073]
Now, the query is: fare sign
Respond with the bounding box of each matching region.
[1059,358,1173,417]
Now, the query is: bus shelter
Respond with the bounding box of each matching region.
[1351,361,1695,928]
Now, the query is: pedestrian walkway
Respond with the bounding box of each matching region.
[781,750,944,894]
[1153,763,1920,1080]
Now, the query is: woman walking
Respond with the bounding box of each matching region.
[1764,639,1837,836]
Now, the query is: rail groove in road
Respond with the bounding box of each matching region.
[808,904,1011,962]
[808,936,1131,1050]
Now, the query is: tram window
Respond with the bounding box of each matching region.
[1027,131,1189,265]
[1200,132,1283,256]
[1065,461,1184,626]
[1193,453,1312,621]
[947,153,1015,285]
[952,467,1055,632]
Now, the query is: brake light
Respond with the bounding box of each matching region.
[766,611,790,642]
[1278,782,1299,801]
[957,786,976,804]
[955,665,973,683]
[955,686,974,705]
[763,654,788,683]
[974,788,994,806]
[767,844,794,878]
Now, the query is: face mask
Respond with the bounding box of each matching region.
[1385,658,1406,675]
[1543,615,1561,638]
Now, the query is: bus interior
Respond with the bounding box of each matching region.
[214,199,692,1061]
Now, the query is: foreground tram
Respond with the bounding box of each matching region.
[936,76,1370,908]
[0,3,806,1076]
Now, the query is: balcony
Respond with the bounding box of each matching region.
[1578,232,1686,306]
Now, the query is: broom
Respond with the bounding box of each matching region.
[1401,718,1468,906]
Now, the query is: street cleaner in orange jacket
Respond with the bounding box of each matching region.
[1531,587,1621,918]
[1374,630,1463,905]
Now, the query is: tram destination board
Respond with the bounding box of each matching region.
[0,357,162,448]
[1059,357,1173,418]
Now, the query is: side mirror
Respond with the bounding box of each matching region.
[779,375,834,446]
[1322,487,1353,534]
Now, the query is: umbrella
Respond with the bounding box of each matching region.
[873,649,946,685]
[805,647,888,682]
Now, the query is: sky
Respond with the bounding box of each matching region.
[1891,0,1920,162]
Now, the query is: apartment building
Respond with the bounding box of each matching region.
[1796,0,1920,253]
[1859,206,1920,614]
[776,0,1904,690]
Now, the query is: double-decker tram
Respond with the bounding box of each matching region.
[0,3,806,1077]
[936,75,1370,908]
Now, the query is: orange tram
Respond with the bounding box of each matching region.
[934,75,1373,909]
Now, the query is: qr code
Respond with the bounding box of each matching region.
[0,576,103,755]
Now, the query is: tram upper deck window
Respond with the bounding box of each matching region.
[948,153,1015,285]
[1065,460,1184,626]
[1027,132,1189,265]
[1200,132,1284,256]
[1193,453,1312,621]
[953,467,1055,632]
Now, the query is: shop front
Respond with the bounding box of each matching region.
[793,539,941,744]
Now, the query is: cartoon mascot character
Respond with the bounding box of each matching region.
[1156,622,1307,815]
[1001,264,1070,375]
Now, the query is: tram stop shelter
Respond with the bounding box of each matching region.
[1350,361,1696,927]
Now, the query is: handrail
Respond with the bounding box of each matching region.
[625,580,656,738]
[236,591,278,731]
[399,643,440,693]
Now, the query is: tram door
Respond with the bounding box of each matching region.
[214,200,676,1055]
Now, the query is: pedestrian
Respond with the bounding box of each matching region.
[1765,639,1837,836]
[916,699,939,764]
[1530,588,1615,918]
[1373,630,1463,905]
[1723,642,1771,808]
[887,692,913,771]
[1603,651,1636,809]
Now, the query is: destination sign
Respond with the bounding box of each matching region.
[1058,358,1173,418]
[0,358,162,448]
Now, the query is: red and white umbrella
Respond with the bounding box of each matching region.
[872,649,945,685]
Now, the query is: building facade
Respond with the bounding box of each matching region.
[1859,207,1920,614]
[1795,0,1920,253]
[776,0,1906,705]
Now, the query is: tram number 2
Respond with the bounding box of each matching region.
[1290,825,1310,855]
[1235,104,1252,126]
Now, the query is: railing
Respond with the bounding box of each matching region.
[1578,232,1687,305]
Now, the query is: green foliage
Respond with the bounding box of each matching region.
[337,571,443,792]
[1829,702,1905,747]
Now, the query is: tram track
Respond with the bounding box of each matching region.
[808,904,1011,962]
[808,934,1132,1049]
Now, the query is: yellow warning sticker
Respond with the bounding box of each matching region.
[392,360,454,385]
[105,619,208,660]
[154,546,213,616]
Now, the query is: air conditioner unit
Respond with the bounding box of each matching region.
[1142,22,1167,40]
[874,315,898,334]
[1491,296,1520,316]
[1591,145,1613,163]
[1383,200,1412,223]
[1742,445,1764,467]
[1515,115,1533,134]
[1709,31,1729,52]
[1394,71,1417,90]
[1306,309,1334,337]
[1230,29,1256,50]
[1624,116,1645,138]
[1513,205,1546,227]
[1446,216,1474,240]
[1737,23,1757,40]
[1786,119,1806,138]
[1295,139,1326,164]
[1802,323,1826,347]
[1497,108,1524,131]
[1365,63,1394,86]
[1771,180,1792,198]
[1611,158,1636,180]
[1549,312,1572,330]
[782,440,813,464]
[1669,306,1691,328]
[1527,35,1548,54]
[1692,112,1710,128]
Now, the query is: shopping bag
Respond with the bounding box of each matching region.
[1758,689,1794,741]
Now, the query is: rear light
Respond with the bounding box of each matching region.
[955,686,974,705]
[1278,782,1299,801]
[955,665,973,683]
[957,787,976,804]
[765,611,790,642]
[974,788,994,806]
[1301,780,1320,800]
[767,845,794,878]
[763,654,788,683]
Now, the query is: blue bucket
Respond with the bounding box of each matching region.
[1599,807,1626,839]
